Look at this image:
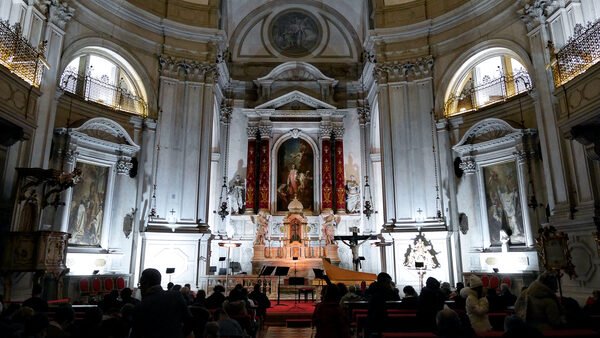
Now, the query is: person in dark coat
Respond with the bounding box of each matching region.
[131,268,193,338]
[366,272,401,336]
[312,284,350,338]
[22,285,48,314]
[205,285,226,310]
[400,285,419,309]
[417,277,446,330]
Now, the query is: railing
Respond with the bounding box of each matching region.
[445,70,532,116]
[59,69,148,116]
[0,20,48,87]
[551,20,600,87]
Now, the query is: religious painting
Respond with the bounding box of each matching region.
[68,162,109,246]
[270,10,321,57]
[483,161,525,245]
[276,138,314,212]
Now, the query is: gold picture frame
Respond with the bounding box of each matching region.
[535,226,577,278]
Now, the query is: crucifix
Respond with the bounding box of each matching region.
[334,227,378,271]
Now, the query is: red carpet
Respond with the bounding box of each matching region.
[264,300,316,326]
[267,300,316,314]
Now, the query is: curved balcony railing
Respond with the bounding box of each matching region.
[0,20,48,87]
[59,69,148,116]
[445,70,532,116]
[551,20,600,87]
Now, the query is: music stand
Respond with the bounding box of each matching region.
[274,266,290,306]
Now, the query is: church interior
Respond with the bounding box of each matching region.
[1,0,600,336]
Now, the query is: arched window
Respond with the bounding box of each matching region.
[444,48,532,116]
[60,47,147,116]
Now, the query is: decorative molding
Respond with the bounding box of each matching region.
[374,56,434,83]
[246,126,259,138]
[517,0,563,31]
[254,90,337,110]
[289,128,301,139]
[158,55,217,82]
[63,147,79,165]
[259,124,272,138]
[319,124,333,139]
[357,104,371,125]
[116,156,134,175]
[219,102,232,125]
[42,0,75,30]
[332,127,344,139]
[453,118,537,155]
[459,157,477,175]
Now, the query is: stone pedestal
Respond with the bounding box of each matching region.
[253,244,265,260]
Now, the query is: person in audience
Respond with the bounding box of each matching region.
[498,283,516,308]
[23,312,49,338]
[248,283,271,328]
[435,305,474,338]
[502,314,543,338]
[193,289,207,307]
[486,287,504,312]
[450,282,466,310]
[203,321,220,338]
[167,282,174,290]
[312,284,350,338]
[214,308,245,337]
[131,268,193,338]
[180,286,194,305]
[205,284,227,309]
[46,304,74,338]
[71,306,103,338]
[120,287,140,306]
[400,285,419,309]
[336,283,348,303]
[340,285,363,315]
[464,275,492,334]
[583,290,600,314]
[189,302,211,338]
[366,272,400,337]
[513,271,566,331]
[440,282,452,300]
[417,276,446,330]
[22,285,48,314]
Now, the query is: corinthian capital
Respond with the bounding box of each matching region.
[116,157,134,175]
[517,0,561,31]
[43,0,75,30]
[459,157,477,175]
[374,56,434,83]
[219,102,232,125]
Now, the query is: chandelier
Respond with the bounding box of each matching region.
[363,175,374,219]
[217,176,229,221]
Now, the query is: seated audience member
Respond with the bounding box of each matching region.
[313,285,350,338]
[23,312,49,338]
[401,285,419,309]
[180,286,193,305]
[205,285,227,310]
[417,277,446,330]
[203,321,220,338]
[450,282,466,310]
[46,304,75,338]
[214,308,245,337]
[131,268,193,338]
[340,285,363,314]
[22,285,48,314]
[193,289,207,307]
[487,287,504,312]
[498,283,516,308]
[120,287,140,306]
[189,303,211,338]
[502,315,543,338]
[513,271,566,331]
[440,282,452,300]
[435,305,474,338]
[248,284,271,324]
[583,290,600,314]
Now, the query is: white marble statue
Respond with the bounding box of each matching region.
[321,211,341,245]
[228,175,245,215]
[251,210,270,246]
[345,175,361,213]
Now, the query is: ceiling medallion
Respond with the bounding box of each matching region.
[269,10,321,57]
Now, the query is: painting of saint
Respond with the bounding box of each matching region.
[68,162,109,246]
[277,138,314,212]
[483,161,524,245]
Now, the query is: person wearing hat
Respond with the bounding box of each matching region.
[464,275,492,333]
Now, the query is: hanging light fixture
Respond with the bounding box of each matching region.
[363,175,374,219]
[148,184,159,221]
[217,176,229,221]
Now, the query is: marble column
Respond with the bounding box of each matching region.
[258,124,272,211]
[31,1,74,168]
[320,124,333,211]
[333,127,346,214]
[458,156,484,250]
[245,125,259,213]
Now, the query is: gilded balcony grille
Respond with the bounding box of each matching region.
[0,20,48,87]
[59,69,148,116]
[552,20,600,87]
[445,70,532,116]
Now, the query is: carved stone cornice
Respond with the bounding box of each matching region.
[332,127,344,139]
[116,156,133,175]
[159,55,217,83]
[374,56,434,83]
[219,102,232,125]
[459,157,477,175]
[289,128,301,139]
[41,0,75,30]
[63,147,79,165]
[517,0,563,31]
[246,125,259,139]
